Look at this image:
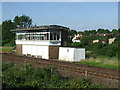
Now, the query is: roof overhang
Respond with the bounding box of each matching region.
[10,25,69,32]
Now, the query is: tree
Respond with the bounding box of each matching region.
[105,41,119,57]
[111,29,118,37]
[13,16,21,28]
[104,29,110,33]
[83,30,90,36]
[68,29,77,36]
[91,30,96,35]
[80,36,94,47]
[118,28,120,33]
[2,15,33,46]
[90,42,106,56]
[97,28,110,33]
[2,20,15,46]
[78,31,83,34]
[13,15,32,28]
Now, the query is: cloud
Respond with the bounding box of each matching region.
[1,0,119,2]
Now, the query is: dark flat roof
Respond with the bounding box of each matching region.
[10,25,69,32]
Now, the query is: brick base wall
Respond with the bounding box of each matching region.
[49,46,59,59]
[16,44,22,55]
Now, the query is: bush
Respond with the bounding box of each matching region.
[2,62,15,71]
[2,62,105,88]
[68,42,81,47]
[2,63,66,88]
[63,78,100,88]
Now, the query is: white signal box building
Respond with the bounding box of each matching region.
[11,25,68,59]
[11,25,85,61]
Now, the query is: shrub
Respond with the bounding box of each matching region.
[63,78,99,88]
[2,62,105,88]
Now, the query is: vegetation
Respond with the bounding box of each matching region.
[88,40,119,58]
[2,15,32,46]
[68,28,120,58]
[0,47,15,53]
[75,56,119,69]
[13,15,32,28]
[2,62,106,88]
[68,28,119,68]
[2,20,15,46]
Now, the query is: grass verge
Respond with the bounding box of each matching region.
[0,46,15,53]
[74,56,119,69]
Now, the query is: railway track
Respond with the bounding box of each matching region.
[2,53,120,81]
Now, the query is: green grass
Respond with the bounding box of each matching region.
[75,56,119,69]
[3,43,15,47]
[0,46,15,53]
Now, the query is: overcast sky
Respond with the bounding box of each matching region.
[2,2,118,31]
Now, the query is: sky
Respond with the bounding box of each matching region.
[2,2,118,31]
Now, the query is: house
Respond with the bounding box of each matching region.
[11,25,85,61]
[93,40,99,43]
[72,33,82,42]
[96,33,112,36]
[100,40,107,44]
[109,37,115,44]
[93,39,107,44]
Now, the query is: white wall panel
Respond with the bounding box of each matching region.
[42,46,49,59]
[22,45,27,55]
[74,49,85,61]
[27,45,32,54]
[37,46,43,56]
[22,44,49,59]
[59,47,85,62]
[16,40,61,46]
[59,47,74,61]
[31,45,37,56]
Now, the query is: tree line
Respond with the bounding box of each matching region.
[68,28,120,58]
[2,15,32,46]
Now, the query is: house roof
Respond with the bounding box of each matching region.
[74,37,81,40]
[96,33,112,36]
[10,25,69,32]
